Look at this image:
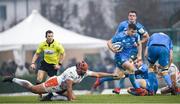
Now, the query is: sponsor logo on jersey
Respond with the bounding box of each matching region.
[44,50,54,54]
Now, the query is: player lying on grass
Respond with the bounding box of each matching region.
[127,62,180,96]
[128,63,180,96]
[157,63,180,95]
[2,61,118,101]
[127,74,158,96]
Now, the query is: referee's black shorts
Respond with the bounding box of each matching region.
[39,60,57,77]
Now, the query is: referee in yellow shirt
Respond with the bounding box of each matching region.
[30,30,65,100]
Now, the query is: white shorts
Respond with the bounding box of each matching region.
[43,76,62,93]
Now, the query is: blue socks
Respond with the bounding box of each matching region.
[99,77,114,84]
[129,74,140,89]
[119,78,125,88]
[148,72,157,92]
[163,74,172,87]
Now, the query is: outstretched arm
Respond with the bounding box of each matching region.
[89,71,117,78]
[66,79,74,101]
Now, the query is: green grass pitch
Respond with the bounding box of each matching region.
[0,94,180,104]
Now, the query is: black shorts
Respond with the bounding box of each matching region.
[39,60,57,77]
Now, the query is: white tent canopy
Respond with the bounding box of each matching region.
[0,10,107,51]
[0,10,107,66]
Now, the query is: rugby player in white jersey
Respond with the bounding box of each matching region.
[159,63,180,95]
[2,61,118,101]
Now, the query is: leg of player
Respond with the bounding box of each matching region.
[161,86,172,94]
[92,68,123,89]
[36,70,47,98]
[3,76,46,94]
[147,64,157,94]
[112,78,125,94]
[112,69,127,94]
[51,90,76,101]
[162,71,173,88]
[127,79,148,96]
[122,61,147,96]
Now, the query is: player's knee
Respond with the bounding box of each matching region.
[125,65,135,73]
[31,86,41,94]
[36,80,42,85]
[148,64,155,72]
[159,66,169,75]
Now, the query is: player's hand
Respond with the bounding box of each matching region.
[112,73,119,78]
[112,47,121,53]
[30,63,36,70]
[54,64,61,70]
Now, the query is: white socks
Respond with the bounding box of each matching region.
[51,95,68,101]
[12,78,33,87]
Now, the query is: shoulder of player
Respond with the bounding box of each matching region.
[38,41,47,46]
[136,22,144,28]
[66,66,76,72]
[63,66,78,76]
[119,20,128,25]
[51,40,59,44]
[113,31,124,39]
[119,31,126,36]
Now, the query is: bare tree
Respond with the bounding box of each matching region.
[82,1,112,39]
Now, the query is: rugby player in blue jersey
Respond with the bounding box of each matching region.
[115,10,149,44]
[106,23,147,95]
[111,10,149,93]
[145,32,174,95]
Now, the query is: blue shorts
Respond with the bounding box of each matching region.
[148,45,169,67]
[114,50,132,71]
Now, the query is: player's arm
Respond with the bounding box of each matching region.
[171,74,176,88]
[141,32,149,44]
[54,52,65,70]
[169,49,173,67]
[107,39,119,53]
[169,64,177,87]
[30,53,40,69]
[137,25,149,43]
[137,39,142,61]
[88,71,117,78]
[107,39,114,52]
[58,44,66,65]
[66,79,74,101]
[55,44,66,70]
[59,52,65,65]
[31,43,43,69]
[144,38,150,59]
[169,38,173,66]
[31,53,40,64]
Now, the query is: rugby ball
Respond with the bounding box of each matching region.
[112,42,123,52]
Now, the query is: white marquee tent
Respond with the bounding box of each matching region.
[0,10,107,66]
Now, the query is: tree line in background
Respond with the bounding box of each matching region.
[40,0,180,39]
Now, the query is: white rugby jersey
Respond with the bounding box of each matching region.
[57,66,93,85]
[168,64,180,87]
